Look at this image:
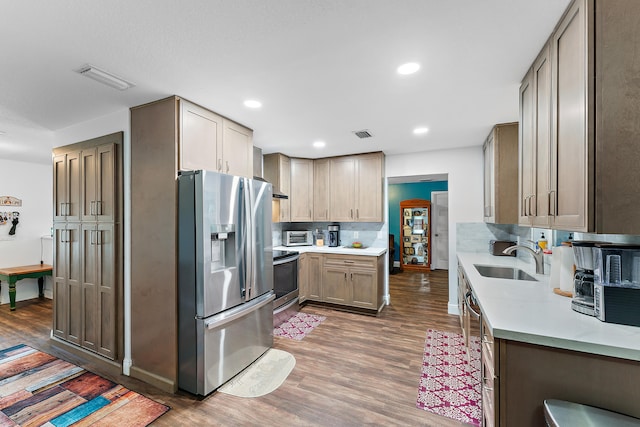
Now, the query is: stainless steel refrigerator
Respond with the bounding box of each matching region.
[177,170,274,396]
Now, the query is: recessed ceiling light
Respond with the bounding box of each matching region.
[397,62,420,75]
[413,127,429,135]
[244,99,262,109]
[313,141,326,148]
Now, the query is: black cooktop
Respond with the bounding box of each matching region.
[273,250,298,261]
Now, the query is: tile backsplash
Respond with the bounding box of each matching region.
[272,222,386,248]
[456,222,528,253]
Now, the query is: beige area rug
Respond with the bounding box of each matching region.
[218,349,295,398]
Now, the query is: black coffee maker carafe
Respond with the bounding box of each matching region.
[328,225,340,247]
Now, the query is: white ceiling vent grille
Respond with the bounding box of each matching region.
[353,129,373,139]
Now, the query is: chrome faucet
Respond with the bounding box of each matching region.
[503,240,545,274]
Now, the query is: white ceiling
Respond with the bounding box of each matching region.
[0,0,571,165]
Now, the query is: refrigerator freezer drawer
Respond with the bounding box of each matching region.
[179,291,275,396]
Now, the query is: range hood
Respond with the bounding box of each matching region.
[253,176,288,199]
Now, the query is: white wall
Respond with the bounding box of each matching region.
[386,145,484,314]
[0,159,53,303]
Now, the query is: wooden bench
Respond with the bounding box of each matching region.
[0,264,53,311]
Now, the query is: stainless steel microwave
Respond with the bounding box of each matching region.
[283,230,313,247]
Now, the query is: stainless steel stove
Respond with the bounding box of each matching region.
[273,250,300,325]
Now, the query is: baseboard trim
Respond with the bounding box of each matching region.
[49,334,122,378]
[129,366,176,394]
[448,301,460,316]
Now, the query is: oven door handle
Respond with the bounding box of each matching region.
[465,290,481,320]
[274,253,300,266]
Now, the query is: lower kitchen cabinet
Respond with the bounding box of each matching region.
[53,223,81,344]
[307,253,323,301]
[299,252,323,303]
[307,253,384,313]
[481,317,499,427]
[54,223,118,360]
[480,320,640,426]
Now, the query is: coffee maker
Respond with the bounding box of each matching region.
[328,224,340,247]
[571,241,604,316]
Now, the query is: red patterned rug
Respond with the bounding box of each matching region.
[0,344,169,426]
[273,312,326,340]
[416,329,482,426]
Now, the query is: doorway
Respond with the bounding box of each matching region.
[430,191,449,270]
[387,175,448,271]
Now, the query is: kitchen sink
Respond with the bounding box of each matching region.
[474,264,537,281]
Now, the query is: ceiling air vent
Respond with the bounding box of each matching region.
[353,129,373,139]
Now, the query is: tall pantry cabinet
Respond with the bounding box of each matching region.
[52,132,123,362]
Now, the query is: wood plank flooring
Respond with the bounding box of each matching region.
[0,269,470,426]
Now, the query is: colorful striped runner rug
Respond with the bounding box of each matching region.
[0,344,169,426]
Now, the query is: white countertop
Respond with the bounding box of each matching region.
[457,251,640,361]
[275,245,387,257]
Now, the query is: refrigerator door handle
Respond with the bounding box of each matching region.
[243,178,253,301]
[204,291,275,330]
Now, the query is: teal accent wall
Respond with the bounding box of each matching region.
[388,181,448,262]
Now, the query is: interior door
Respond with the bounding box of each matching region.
[431,191,449,270]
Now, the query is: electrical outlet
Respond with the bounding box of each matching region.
[354,231,359,238]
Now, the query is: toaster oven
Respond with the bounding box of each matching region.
[283,230,313,247]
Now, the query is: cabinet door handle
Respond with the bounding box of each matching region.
[217,159,222,172]
[90,200,95,216]
[356,209,359,220]
[350,273,353,281]
[548,190,556,216]
[344,272,347,280]
[465,290,481,319]
[60,202,65,216]
[226,160,229,173]
[96,200,102,215]
[350,209,353,219]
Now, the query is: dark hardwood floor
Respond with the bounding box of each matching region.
[0,269,470,426]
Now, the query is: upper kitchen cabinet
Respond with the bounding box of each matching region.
[290,158,314,222]
[313,158,330,221]
[80,143,117,222]
[222,118,253,177]
[519,42,552,228]
[179,99,253,178]
[263,153,291,222]
[329,152,384,222]
[53,150,81,222]
[179,100,221,173]
[549,0,589,231]
[519,0,640,233]
[483,122,518,224]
